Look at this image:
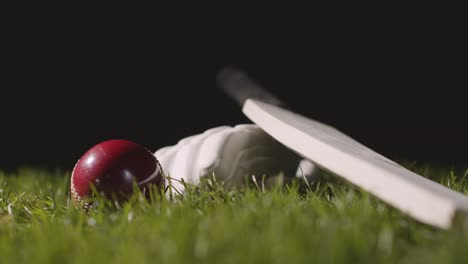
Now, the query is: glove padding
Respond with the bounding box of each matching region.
[155,124,311,194]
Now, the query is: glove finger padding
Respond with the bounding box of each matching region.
[154,124,302,194]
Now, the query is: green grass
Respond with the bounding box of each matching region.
[1,163,468,264]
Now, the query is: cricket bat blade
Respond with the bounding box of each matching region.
[243,99,468,229]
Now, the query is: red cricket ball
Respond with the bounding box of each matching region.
[70,139,164,208]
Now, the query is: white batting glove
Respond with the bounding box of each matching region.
[154,124,318,194]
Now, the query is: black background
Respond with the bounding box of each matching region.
[1,14,466,171]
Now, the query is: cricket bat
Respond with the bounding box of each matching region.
[217,66,468,229]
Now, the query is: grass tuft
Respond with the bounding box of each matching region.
[0,164,468,263]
